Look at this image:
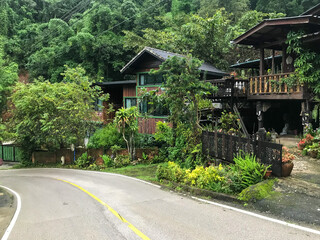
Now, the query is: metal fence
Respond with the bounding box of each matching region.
[202,131,283,177]
[0,145,22,162]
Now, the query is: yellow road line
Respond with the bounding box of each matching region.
[57,179,150,240]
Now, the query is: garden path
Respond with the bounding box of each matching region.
[249,136,320,228]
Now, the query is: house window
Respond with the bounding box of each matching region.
[139,73,164,86]
[139,99,169,116]
[95,99,103,111]
[124,98,137,108]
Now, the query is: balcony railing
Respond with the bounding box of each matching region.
[249,72,302,95]
[209,78,248,99]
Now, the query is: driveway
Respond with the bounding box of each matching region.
[0,168,319,240]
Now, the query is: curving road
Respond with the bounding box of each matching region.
[0,168,319,240]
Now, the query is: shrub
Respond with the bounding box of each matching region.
[88,124,124,149]
[156,161,185,182]
[136,134,158,148]
[154,122,174,146]
[184,165,224,190]
[75,152,92,168]
[233,152,268,189]
[113,155,130,168]
[221,165,243,193]
[86,163,101,171]
[102,154,113,168]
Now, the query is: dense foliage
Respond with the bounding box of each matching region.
[156,152,268,194]
[9,66,106,162]
[0,0,311,84]
[286,31,320,95]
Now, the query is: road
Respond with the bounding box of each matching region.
[0,168,319,240]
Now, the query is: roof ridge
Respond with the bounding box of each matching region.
[145,46,186,58]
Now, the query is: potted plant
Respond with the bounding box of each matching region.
[307,142,319,158]
[282,147,295,177]
[297,138,306,150]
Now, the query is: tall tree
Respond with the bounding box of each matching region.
[0,37,18,114]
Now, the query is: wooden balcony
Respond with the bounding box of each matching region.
[207,78,248,101]
[248,73,306,100]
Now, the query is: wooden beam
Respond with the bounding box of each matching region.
[248,92,305,100]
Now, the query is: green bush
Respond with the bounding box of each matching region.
[86,163,101,171]
[88,124,124,149]
[114,155,130,168]
[156,162,185,182]
[75,152,92,168]
[221,165,243,193]
[102,154,113,168]
[233,152,268,189]
[155,159,267,195]
[136,134,158,148]
[184,165,224,190]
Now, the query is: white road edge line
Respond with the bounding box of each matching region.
[51,168,162,188]
[192,196,320,235]
[0,185,22,240]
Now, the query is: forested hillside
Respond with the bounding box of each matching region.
[0,0,318,82]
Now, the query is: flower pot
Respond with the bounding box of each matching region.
[282,162,294,177]
[297,144,305,150]
[264,170,272,179]
[309,150,318,158]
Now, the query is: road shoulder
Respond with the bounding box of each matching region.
[0,187,16,238]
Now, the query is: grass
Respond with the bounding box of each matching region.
[102,164,159,181]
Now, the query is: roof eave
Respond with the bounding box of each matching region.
[232,15,316,46]
[120,47,166,74]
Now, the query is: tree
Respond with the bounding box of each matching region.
[114,107,139,160]
[144,55,216,168]
[153,55,216,130]
[9,66,107,163]
[125,10,234,69]
[286,31,320,94]
[0,37,18,114]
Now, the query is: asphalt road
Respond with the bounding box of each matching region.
[0,168,319,240]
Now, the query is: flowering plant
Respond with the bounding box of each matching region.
[297,138,306,149]
[305,134,314,143]
[282,146,295,163]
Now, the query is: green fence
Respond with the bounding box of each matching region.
[0,145,22,162]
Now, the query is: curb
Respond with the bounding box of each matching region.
[159,181,242,204]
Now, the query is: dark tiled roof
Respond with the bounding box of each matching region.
[121,47,227,77]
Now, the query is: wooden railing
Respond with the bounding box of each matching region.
[249,72,302,95]
[209,78,248,99]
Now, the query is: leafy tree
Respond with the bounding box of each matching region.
[153,55,216,130]
[286,31,320,94]
[125,10,233,69]
[255,0,303,16]
[9,66,107,163]
[0,38,18,114]
[114,107,139,160]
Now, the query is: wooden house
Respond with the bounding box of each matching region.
[228,4,320,135]
[99,47,226,134]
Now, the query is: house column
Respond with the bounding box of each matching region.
[259,48,265,76]
[301,101,310,133]
[256,101,264,129]
[282,44,286,73]
[271,49,275,74]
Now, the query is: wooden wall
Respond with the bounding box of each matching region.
[123,85,136,97]
[138,118,171,134]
